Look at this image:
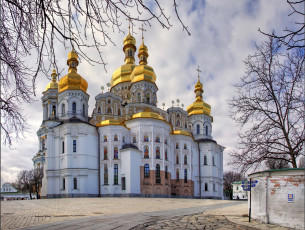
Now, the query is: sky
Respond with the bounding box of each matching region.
[1,0,299,184]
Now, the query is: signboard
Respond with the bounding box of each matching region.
[242,180,258,191]
[287,194,294,202]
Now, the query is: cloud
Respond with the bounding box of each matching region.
[2,0,296,183]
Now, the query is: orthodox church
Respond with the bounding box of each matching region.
[33,29,224,199]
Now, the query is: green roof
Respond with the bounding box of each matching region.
[249,168,305,176]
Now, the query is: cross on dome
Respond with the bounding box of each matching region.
[139,24,147,43]
[196,66,201,81]
[126,16,132,34]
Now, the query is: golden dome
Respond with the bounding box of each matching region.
[173,130,192,137]
[45,69,58,91]
[96,119,123,127]
[187,76,212,118]
[58,49,88,93]
[131,110,164,121]
[130,40,156,84]
[111,31,137,88]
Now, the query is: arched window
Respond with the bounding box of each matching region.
[146,93,150,103]
[213,156,215,166]
[176,155,179,164]
[42,139,45,150]
[165,165,168,179]
[144,164,150,178]
[62,104,65,116]
[155,147,160,159]
[184,169,187,183]
[72,102,76,114]
[133,137,137,143]
[98,106,101,113]
[63,178,65,190]
[184,155,187,165]
[104,135,107,142]
[165,149,168,161]
[137,93,141,103]
[165,139,168,145]
[204,155,207,165]
[206,126,208,135]
[144,135,149,142]
[107,106,112,114]
[114,164,118,185]
[144,146,149,158]
[184,144,187,150]
[176,120,180,127]
[197,124,200,134]
[118,108,121,116]
[114,135,118,141]
[176,143,179,149]
[104,164,108,184]
[73,178,77,189]
[156,164,161,184]
[113,147,118,159]
[52,105,56,116]
[205,182,208,191]
[185,123,187,129]
[155,136,160,143]
[176,169,179,180]
[73,140,76,152]
[104,147,108,160]
[83,104,85,116]
[62,141,65,154]
[107,99,111,104]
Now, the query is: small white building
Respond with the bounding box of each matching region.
[0,183,35,201]
[248,168,305,230]
[232,181,248,200]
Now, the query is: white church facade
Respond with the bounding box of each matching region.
[34,30,225,199]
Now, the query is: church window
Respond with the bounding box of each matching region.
[118,108,121,116]
[213,156,215,166]
[144,135,149,142]
[73,140,76,152]
[155,147,160,159]
[165,166,168,179]
[165,149,168,161]
[107,99,111,104]
[146,93,150,103]
[156,164,161,184]
[114,164,118,185]
[206,126,208,135]
[176,169,179,181]
[144,164,150,178]
[184,169,187,183]
[176,155,179,164]
[52,105,56,116]
[237,186,239,190]
[176,120,180,127]
[184,155,187,165]
[104,135,107,142]
[114,135,118,141]
[185,123,187,129]
[62,141,65,154]
[177,114,180,118]
[107,106,112,114]
[197,125,200,134]
[73,178,77,189]
[63,178,65,190]
[62,104,65,116]
[104,147,108,160]
[83,104,85,116]
[204,156,207,165]
[213,184,216,192]
[184,143,187,150]
[123,136,125,143]
[133,137,137,143]
[42,139,45,150]
[155,136,160,143]
[165,139,167,145]
[104,164,108,184]
[113,147,118,159]
[205,182,208,191]
[144,146,149,158]
[137,93,141,103]
[72,102,76,114]
[98,106,101,113]
[176,143,179,149]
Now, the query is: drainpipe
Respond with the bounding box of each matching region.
[97,128,101,197]
[197,141,201,198]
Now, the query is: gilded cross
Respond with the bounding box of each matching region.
[196,66,201,81]
[139,24,146,41]
[126,16,132,34]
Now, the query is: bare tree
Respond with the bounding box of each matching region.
[1,0,190,146]
[265,156,291,169]
[259,0,305,50]
[228,37,304,172]
[32,167,44,199]
[223,171,245,200]
[16,170,34,199]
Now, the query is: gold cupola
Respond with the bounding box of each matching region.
[45,69,58,91]
[58,49,88,93]
[187,74,212,119]
[130,37,156,84]
[111,28,137,87]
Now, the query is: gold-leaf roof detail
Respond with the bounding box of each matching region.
[96,119,123,127]
[173,130,192,137]
[45,69,58,91]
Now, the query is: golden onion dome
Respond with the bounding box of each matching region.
[131,109,164,121]
[130,40,156,84]
[187,76,212,119]
[58,49,88,93]
[96,119,123,127]
[45,69,58,91]
[111,30,137,88]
